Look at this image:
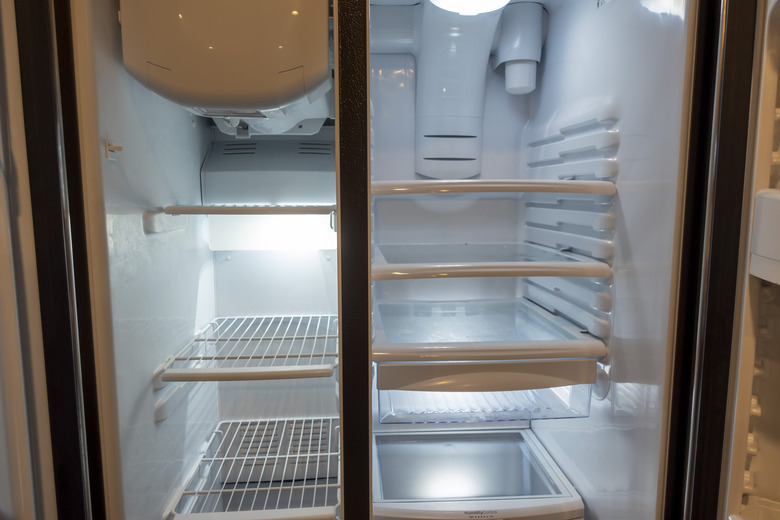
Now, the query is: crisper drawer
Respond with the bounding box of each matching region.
[371,298,603,423]
[372,429,583,520]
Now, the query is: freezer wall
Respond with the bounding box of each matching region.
[526,2,692,519]
[71,0,218,518]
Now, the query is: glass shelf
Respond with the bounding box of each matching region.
[371,243,612,281]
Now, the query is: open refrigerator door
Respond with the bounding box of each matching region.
[724,0,780,517]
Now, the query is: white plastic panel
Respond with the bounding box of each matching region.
[213,251,337,318]
[200,134,336,206]
[750,189,780,284]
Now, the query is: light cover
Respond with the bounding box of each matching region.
[429,0,510,15]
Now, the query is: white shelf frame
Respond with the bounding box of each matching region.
[155,315,338,388]
[371,242,613,281]
[164,204,336,215]
[371,179,616,197]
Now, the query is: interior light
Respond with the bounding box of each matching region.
[208,215,336,251]
[430,0,510,16]
[640,0,685,18]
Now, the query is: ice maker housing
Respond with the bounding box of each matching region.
[119,0,333,135]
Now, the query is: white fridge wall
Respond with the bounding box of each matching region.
[526,2,691,519]
[213,250,337,317]
[71,0,218,518]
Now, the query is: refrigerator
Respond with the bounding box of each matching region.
[1,0,774,519]
[719,0,780,518]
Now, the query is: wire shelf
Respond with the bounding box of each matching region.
[158,316,338,384]
[170,418,340,519]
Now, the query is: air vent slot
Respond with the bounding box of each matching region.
[423,157,477,161]
[423,135,477,139]
[221,142,258,156]
[298,142,333,155]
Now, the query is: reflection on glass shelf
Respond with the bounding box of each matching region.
[372,242,613,280]
[377,385,591,424]
[375,430,562,501]
[378,299,578,344]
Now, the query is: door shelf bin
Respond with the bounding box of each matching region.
[377,385,592,424]
[168,418,340,520]
[372,429,583,519]
[155,315,338,387]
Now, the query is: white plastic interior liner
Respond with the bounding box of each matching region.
[201,138,335,206]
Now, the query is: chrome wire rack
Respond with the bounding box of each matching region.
[158,315,339,384]
[171,418,340,519]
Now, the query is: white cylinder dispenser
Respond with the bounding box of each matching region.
[750,189,780,284]
[494,2,545,95]
[414,0,507,179]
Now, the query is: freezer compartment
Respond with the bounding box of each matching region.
[377,385,591,424]
[372,429,583,520]
[168,417,339,520]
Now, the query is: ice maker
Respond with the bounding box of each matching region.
[119,0,334,136]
